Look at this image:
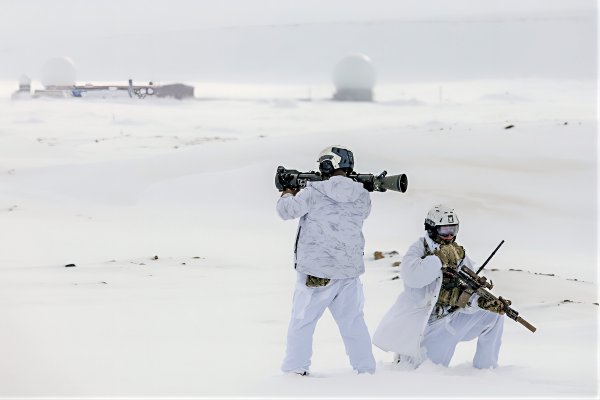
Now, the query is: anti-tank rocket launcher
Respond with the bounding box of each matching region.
[275,166,408,193]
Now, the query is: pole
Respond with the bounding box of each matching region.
[476,240,505,274]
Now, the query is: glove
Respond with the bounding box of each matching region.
[362,180,375,192]
[449,242,465,260]
[433,244,461,268]
[478,296,512,314]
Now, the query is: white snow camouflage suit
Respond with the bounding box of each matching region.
[372,233,504,369]
[277,175,376,374]
[277,175,371,279]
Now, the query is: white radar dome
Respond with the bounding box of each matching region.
[333,54,376,90]
[41,57,76,87]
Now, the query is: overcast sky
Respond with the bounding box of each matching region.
[0,0,592,35]
[0,0,595,82]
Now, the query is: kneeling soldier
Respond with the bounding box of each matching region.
[372,204,508,369]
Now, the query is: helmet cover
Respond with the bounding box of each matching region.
[317,145,354,175]
[425,204,460,242]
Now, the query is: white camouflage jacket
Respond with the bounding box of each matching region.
[372,233,479,363]
[276,175,371,279]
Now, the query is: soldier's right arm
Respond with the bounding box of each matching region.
[400,239,443,288]
[276,188,312,220]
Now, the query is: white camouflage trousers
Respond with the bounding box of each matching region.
[422,307,504,369]
[281,272,376,374]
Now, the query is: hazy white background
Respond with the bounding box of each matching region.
[0,0,595,82]
[0,0,597,398]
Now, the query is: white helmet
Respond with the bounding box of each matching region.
[317,145,354,175]
[425,204,460,242]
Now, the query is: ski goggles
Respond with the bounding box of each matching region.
[437,225,459,237]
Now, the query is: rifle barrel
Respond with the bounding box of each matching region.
[517,316,537,333]
[464,271,536,334]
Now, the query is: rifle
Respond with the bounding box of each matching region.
[448,242,537,333]
[275,166,408,193]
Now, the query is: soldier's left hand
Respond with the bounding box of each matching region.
[499,296,512,308]
[478,296,511,314]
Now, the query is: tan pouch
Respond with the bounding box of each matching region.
[306,275,330,287]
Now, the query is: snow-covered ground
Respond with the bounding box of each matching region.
[0,76,597,398]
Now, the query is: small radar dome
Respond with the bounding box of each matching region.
[332,54,376,101]
[41,57,76,87]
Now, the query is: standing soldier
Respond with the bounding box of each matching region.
[277,145,376,376]
[373,204,508,369]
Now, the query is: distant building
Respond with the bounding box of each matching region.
[332,54,376,102]
[155,83,194,99]
[18,75,31,93]
[24,79,194,100]
[13,56,194,100]
[11,75,32,99]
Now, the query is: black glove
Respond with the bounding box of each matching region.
[362,180,375,192]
